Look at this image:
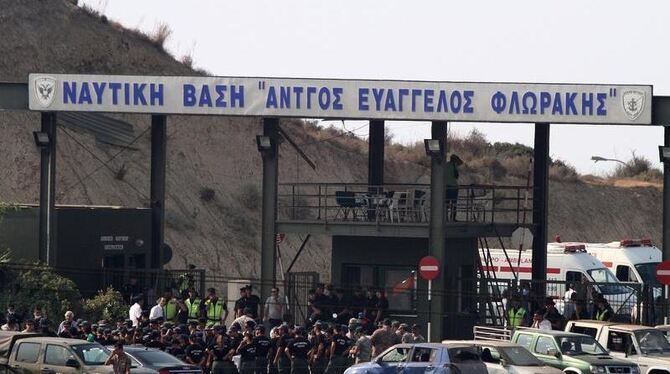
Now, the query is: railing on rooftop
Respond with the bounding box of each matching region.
[277,183,533,225]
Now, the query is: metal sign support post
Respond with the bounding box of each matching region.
[427,279,432,342]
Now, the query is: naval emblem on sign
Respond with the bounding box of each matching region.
[622,90,645,120]
[34,76,57,108]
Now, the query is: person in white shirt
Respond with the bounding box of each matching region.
[57,311,77,335]
[149,297,166,320]
[263,287,285,328]
[232,307,255,329]
[530,311,552,331]
[129,296,144,327]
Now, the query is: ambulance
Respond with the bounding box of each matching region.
[584,238,662,289]
[480,242,637,317]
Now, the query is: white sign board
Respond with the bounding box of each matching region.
[29,74,653,125]
[511,227,533,251]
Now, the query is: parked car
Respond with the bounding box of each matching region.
[565,320,670,374]
[1,332,113,374]
[656,325,670,342]
[121,346,202,374]
[444,340,563,374]
[510,328,641,374]
[343,343,488,374]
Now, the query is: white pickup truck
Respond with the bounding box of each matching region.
[565,320,670,374]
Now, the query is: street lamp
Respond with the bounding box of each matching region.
[33,131,51,147]
[424,139,443,158]
[256,135,273,152]
[659,146,670,163]
[590,155,626,165]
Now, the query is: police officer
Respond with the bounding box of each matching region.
[325,325,349,374]
[237,332,257,374]
[253,325,272,374]
[205,288,228,328]
[273,325,291,374]
[163,294,179,323]
[309,322,327,374]
[186,288,203,323]
[287,327,311,374]
[507,295,527,329]
[208,329,236,374]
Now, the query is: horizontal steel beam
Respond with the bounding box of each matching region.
[277,220,531,238]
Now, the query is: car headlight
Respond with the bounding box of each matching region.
[589,365,606,374]
[631,365,640,374]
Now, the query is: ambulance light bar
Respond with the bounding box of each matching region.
[564,244,586,253]
[620,238,652,247]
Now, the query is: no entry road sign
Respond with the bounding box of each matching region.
[657,261,670,285]
[419,256,440,281]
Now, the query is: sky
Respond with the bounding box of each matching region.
[81,0,668,174]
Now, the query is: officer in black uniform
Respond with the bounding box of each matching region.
[237,332,257,374]
[253,326,272,374]
[287,327,311,374]
[309,322,327,374]
[185,334,207,368]
[273,325,291,374]
[325,325,350,374]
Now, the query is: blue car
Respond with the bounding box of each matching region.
[344,343,487,374]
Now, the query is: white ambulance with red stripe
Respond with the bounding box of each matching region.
[585,239,661,289]
[480,242,637,317]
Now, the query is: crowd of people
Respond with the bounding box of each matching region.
[1,282,426,374]
[504,280,616,331]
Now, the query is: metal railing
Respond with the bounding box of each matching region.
[277,183,533,225]
[465,277,668,327]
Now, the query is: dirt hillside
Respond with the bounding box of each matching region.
[0,1,663,287]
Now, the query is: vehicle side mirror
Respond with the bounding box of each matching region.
[547,348,561,359]
[499,358,507,367]
[65,359,80,368]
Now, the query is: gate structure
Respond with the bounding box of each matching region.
[1,74,670,340]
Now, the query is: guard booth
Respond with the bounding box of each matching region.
[2,74,669,340]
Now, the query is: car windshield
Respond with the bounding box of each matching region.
[588,268,632,295]
[132,350,186,367]
[556,336,608,356]
[635,263,661,286]
[635,330,670,354]
[71,344,110,366]
[498,346,543,366]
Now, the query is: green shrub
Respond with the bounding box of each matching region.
[82,287,127,323]
[0,263,82,323]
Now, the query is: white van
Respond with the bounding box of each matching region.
[585,239,661,288]
[480,242,637,317]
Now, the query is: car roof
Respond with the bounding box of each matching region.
[655,325,670,331]
[109,344,162,353]
[444,340,520,348]
[18,337,100,345]
[515,328,589,338]
[391,343,475,350]
[569,320,657,332]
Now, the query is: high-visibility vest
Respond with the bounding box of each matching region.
[596,309,607,321]
[163,300,178,321]
[186,298,201,320]
[206,300,224,325]
[508,307,526,328]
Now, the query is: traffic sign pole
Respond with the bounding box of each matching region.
[655,261,670,324]
[427,279,432,342]
[419,256,440,342]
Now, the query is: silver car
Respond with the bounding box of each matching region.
[443,340,563,374]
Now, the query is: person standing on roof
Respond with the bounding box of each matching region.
[445,154,463,222]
